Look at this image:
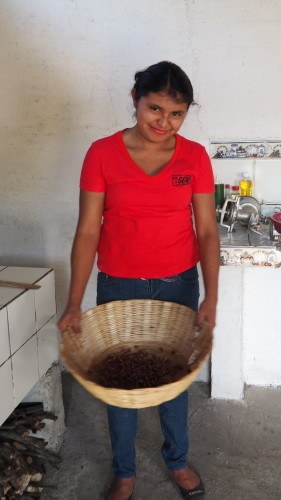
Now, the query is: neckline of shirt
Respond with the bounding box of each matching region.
[117,130,182,180]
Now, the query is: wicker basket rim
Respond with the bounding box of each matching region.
[60,344,211,395]
[81,298,196,318]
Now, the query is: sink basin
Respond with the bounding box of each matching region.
[218,223,278,248]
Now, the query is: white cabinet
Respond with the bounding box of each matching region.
[0,308,10,366]
[211,265,281,400]
[37,320,59,378]
[0,360,14,423]
[12,335,39,407]
[8,290,36,354]
[35,272,56,331]
[243,267,281,386]
[0,267,58,425]
[211,267,244,400]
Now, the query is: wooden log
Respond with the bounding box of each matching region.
[22,449,60,467]
[26,485,43,493]
[0,428,48,448]
[0,445,14,462]
[12,441,26,451]
[0,431,50,451]
[9,403,44,417]
[4,411,57,428]
[0,403,60,498]
[15,474,32,495]
[0,464,32,484]
[0,482,12,496]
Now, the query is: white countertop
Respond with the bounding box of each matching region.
[0,266,52,307]
[218,225,281,267]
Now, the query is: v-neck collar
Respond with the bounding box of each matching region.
[117,130,182,179]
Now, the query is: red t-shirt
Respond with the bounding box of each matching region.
[80,131,214,278]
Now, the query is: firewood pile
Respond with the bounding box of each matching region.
[0,403,61,499]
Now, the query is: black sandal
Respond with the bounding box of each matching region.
[171,467,205,498]
[177,479,205,498]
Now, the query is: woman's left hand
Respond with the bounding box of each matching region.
[192,192,220,332]
[196,297,217,330]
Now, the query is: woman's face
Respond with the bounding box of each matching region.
[133,91,188,144]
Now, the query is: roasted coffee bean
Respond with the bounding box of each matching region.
[87,348,189,389]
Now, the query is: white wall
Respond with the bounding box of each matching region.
[1,0,281,315]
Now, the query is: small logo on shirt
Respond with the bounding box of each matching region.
[172,175,192,186]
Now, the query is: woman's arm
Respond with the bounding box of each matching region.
[192,193,220,329]
[57,189,105,333]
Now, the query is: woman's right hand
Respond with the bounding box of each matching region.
[57,305,81,335]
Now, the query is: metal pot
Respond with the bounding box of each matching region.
[220,196,261,232]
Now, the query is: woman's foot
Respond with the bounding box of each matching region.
[107,476,135,500]
[170,466,205,497]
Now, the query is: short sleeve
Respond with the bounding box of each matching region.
[192,147,215,194]
[79,142,105,192]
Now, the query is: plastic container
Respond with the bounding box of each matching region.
[231,186,240,199]
[239,173,253,196]
[224,184,231,199]
[215,183,225,207]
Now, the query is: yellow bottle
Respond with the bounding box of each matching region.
[239,173,253,197]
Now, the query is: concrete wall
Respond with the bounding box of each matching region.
[1,0,281,316]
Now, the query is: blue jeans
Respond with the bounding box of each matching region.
[96,266,199,478]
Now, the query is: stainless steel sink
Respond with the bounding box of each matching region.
[218,223,280,248]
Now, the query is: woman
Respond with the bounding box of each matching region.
[58,61,220,500]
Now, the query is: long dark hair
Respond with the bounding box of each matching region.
[133,61,194,106]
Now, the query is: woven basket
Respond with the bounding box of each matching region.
[60,299,212,409]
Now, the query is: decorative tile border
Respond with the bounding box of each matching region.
[210,140,281,159]
[220,247,281,267]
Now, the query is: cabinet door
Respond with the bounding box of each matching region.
[7,290,36,354]
[37,320,59,377]
[211,266,244,400]
[12,335,39,406]
[35,271,56,331]
[0,307,10,365]
[243,267,281,386]
[0,359,15,426]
